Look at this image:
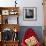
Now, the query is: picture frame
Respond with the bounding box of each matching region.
[9,10,18,15]
[2,10,9,15]
[23,7,37,21]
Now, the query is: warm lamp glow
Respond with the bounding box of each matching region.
[14,29,17,32]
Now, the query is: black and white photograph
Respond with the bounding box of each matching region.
[23,7,37,21]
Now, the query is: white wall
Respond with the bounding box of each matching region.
[0,0,44,26]
[18,0,44,26]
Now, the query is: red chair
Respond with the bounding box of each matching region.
[21,28,41,46]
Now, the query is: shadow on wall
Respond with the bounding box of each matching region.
[18,26,43,44]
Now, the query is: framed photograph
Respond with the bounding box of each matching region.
[2,10,9,15]
[23,7,37,21]
[9,10,18,15]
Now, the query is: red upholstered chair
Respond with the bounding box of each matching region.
[21,28,41,46]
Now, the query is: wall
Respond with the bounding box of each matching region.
[0,0,44,26]
[18,0,44,26]
[18,26,44,44]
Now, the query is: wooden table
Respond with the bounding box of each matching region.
[0,40,19,46]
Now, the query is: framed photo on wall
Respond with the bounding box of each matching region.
[23,7,37,21]
[2,10,9,15]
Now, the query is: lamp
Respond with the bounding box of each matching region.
[15,0,17,7]
[14,28,17,32]
[13,28,18,41]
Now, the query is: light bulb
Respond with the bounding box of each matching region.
[14,29,17,32]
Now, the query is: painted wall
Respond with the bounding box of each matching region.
[18,26,44,44]
[18,0,44,26]
[0,0,44,26]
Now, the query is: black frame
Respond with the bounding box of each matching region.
[23,7,37,21]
